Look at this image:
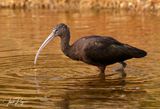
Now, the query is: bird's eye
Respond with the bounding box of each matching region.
[54,29,58,33]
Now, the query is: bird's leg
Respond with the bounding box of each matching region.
[98,66,106,80]
[113,62,127,78]
[116,62,127,79]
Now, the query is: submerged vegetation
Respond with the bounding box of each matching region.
[0,0,160,11]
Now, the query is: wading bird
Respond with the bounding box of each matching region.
[34,23,147,80]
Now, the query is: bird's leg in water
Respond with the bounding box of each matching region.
[98,66,106,80]
[116,62,127,78]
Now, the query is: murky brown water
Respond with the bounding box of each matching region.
[0,9,160,109]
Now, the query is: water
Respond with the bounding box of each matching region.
[0,9,160,109]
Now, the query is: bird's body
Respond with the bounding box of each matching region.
[66,35,146,66]
[34,23,147,80]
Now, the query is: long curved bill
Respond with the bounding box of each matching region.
[34,30,55,64]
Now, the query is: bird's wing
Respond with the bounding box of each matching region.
[84,37,133,64]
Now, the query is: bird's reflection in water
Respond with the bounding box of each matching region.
[56,74,146,109]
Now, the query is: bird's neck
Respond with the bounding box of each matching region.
[60,33,71,56]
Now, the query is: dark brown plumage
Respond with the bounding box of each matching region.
[34,23,147,80]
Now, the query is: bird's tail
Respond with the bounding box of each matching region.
[125,44,147,58]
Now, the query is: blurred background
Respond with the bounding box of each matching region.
[0,0,160,109]
[0,0,160,11]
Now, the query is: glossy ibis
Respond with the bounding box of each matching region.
[34,23,147,80]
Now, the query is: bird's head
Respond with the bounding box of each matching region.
[34,23,70,64]
[54,23,70,38]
